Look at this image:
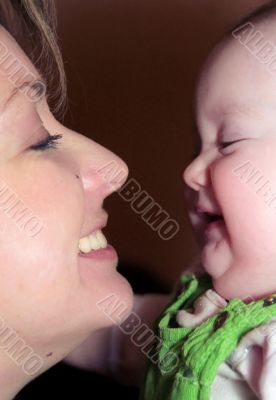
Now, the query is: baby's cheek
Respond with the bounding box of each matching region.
[210,154,259,220]
[211,154,276,260]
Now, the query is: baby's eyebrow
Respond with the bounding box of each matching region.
[213,102,263,119]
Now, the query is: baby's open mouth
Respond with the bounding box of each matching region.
[204,212,224,224]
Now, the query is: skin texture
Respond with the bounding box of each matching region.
[183,19,276,302]
[0,26,133,398]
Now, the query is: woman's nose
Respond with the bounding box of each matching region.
[94,145,129,196]
[71,131,129,197]
[95,145,129,196]
[183,156,208,191]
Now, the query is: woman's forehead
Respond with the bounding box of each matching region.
[0,26,40,105]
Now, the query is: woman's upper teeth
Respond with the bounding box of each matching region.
[78,230,108,253]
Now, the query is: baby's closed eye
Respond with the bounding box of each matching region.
[218,138,247,154]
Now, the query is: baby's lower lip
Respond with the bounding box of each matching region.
[204,219,225,234]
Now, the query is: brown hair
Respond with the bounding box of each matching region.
[0,0,67,118]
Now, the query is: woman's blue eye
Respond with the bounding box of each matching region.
[30,133,63,151]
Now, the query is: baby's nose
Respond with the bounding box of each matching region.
[183,158,207,191]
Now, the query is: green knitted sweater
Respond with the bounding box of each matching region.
[139,273,276,400]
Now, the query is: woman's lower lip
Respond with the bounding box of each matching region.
[78,244,118,261]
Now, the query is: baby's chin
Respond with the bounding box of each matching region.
[212,278,248,301]
[200,239,233,280]
[212,275,276,303]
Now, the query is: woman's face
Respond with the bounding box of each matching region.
[0,27,133,367]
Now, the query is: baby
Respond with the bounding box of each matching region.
[140,1,276,399]
[65,1,276,399]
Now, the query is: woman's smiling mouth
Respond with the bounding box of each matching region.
[78,228,118,262]
[79,230,108,253]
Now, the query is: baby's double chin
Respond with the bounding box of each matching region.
[213,276,256,302]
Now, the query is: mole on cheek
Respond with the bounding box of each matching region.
[46,352,53,357]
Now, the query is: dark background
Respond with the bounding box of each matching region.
[54,0,263,289]
[18,1,265,398]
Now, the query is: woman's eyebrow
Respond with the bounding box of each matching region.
[2,78,46,111]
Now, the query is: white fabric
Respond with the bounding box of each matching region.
[176,288,227,328]
[211,362,258,399]
[233,318,276,400]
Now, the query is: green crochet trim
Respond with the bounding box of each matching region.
[140,273,276,400]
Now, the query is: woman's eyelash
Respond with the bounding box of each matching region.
[30,133,63,151]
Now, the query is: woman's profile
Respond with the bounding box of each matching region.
[0,1,168,398]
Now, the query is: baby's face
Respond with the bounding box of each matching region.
[184,24,276,301]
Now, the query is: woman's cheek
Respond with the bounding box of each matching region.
[0,163,81,295]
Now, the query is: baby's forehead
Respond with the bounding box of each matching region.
[195,23,276,121]
[198,15,276,82]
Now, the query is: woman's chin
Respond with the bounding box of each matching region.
[91,272,134,329]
